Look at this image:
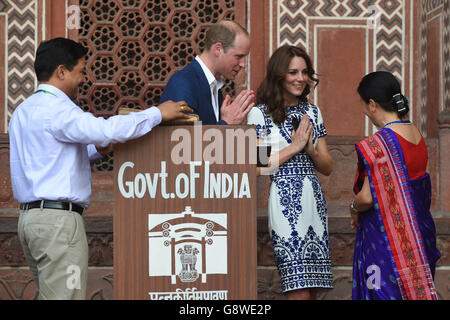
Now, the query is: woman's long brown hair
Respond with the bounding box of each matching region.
[256,45,319,125]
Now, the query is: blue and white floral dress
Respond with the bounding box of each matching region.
[248,102,333,292]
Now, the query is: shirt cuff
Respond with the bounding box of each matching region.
[145,106,162,125]
[87,144,103,162]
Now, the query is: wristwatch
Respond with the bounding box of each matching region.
[350,200,359,214]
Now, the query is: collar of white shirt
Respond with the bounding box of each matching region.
[195,56,224,88]
[35,83,72,101]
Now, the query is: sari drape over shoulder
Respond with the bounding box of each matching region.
[352,128,440,300]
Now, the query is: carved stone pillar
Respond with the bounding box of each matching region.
[438,110,450,216]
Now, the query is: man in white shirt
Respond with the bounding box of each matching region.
[160,20,255,125]
[9,37,192,300]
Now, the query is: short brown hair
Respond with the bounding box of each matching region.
[204,20,248,52]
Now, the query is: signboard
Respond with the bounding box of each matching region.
[113,124,257,300]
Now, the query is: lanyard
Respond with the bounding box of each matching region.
[35,89,57,96]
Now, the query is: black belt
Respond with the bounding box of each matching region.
[20,200,84,215]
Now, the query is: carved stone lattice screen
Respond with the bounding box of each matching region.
[77,0,236,171]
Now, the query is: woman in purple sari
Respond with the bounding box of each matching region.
[350,71,440,300]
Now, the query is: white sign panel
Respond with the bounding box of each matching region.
[148,206,227,285]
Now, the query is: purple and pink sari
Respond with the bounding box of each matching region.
[352,128,440,300]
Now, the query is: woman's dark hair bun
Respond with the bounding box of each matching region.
[357,71,410,118]
[393,93,409,117]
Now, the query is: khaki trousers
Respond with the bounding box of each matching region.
[18,207,88,300]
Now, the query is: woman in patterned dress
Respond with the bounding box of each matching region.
[247,45,333,300]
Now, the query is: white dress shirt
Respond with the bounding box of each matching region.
[9,84,162,207]
[195,56,224,122]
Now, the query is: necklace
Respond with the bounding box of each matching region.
[382,120,411,128]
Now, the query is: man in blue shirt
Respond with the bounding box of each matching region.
[160,20,255,125]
